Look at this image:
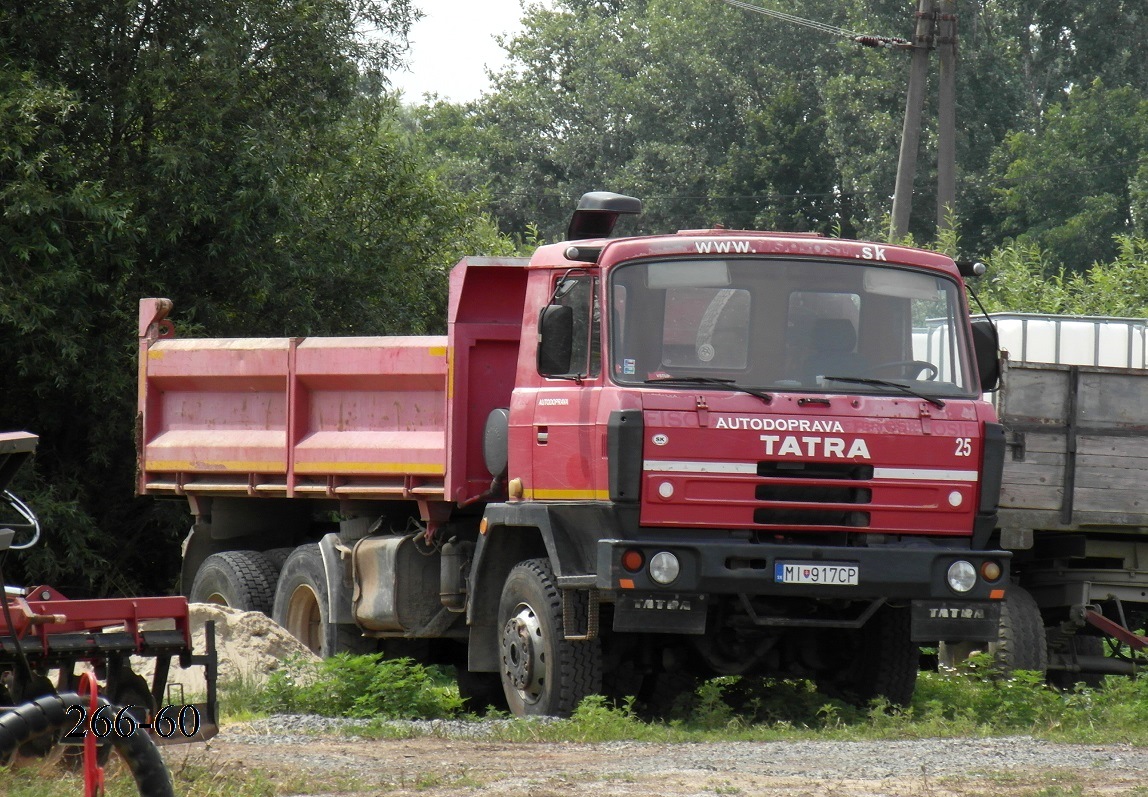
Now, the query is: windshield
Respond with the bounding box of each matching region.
[609,257,975,397]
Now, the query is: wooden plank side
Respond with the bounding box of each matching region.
[1077,436,1148,460]
[997,364,1070,424]
[996,360,1148,529]
[1075,487,1148,515]
[1009,432,1067,455]
[1003,449,1065,467]
[1000,482,1064,511]
[1001,462,1064,487]
[1077,371,1148,427]
[1076,466,1148,492]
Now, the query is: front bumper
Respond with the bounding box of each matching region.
[596,537,1008,600]
[595,536,1008,641]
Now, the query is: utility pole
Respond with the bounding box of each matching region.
[889,0,936,239]
[720,0,956,238]
[936,0,957,232]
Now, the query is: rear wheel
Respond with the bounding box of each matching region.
[189,551,279,614]
[272,544,374,657]
[263,546,293,570]
[497,558,601,717]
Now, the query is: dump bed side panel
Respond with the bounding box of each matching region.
[138,334,449,499]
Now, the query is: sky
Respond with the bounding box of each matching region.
[389,1,531,103]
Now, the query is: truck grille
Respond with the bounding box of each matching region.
[753,461,872,528]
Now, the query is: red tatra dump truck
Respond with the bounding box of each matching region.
[137,192,1009,715]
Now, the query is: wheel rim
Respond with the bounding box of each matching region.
[500,602,545,704]
[285,583,323,655]
[202,591,229,607]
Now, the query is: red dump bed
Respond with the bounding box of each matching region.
[138,322,449,500]
[137,258,530,504]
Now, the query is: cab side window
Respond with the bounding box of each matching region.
[545,276,600,379]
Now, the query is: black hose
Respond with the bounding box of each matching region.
[0,692,174,797]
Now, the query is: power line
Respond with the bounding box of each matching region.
[486,190,878,202]
[720,0,910,49]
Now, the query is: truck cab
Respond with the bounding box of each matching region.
[465,194,1009,713]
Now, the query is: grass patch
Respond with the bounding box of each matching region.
[0,756,289,797]
[10,650,1148,796]
[208,649,1148,744]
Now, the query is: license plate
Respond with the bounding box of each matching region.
[775,562,859,585]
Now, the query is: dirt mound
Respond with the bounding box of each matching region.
[134,604,319,699]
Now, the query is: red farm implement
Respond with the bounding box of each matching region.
[0,431,218,795]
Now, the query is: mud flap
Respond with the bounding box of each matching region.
[911,600,1000,642]
[612,592,707,634]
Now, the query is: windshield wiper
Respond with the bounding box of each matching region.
[819,376,945,409]
[645,376,772,404]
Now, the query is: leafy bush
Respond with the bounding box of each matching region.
[256,654,463,719]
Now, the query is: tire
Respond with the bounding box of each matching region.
[497,558,602,717]
[189,550,279,614]
[994,585,1048,674]
[263,546,293,570]
[271,543,374,657]
[938,586,1049,676]
[0,694,174,796]
[821,605,918,708]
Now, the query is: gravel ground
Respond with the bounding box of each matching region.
[173,715,1148,796]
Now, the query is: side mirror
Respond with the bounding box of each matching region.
[971,319,1001,392]
[538,304,574,376]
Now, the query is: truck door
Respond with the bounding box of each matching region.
[529,275,604,501]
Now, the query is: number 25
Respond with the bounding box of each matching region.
[954,437,972,457]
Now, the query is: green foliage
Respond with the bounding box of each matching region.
[0,1,514,595]
[256,654,464,719]
[977,235,1148,316]
[990,82,1148,270]
[416,0,1148,258]
[913,654,1065,731]
[561,694,646,740]
[414,0,853,241]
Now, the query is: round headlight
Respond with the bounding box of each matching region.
[649,551,681,585]
[947,560,977,593]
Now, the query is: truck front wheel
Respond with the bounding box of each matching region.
[938,585,1049,675]
[818,605,918,707]
[497,558,601,717]
[189,551,279,614]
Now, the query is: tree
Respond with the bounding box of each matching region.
[0,0,509,595]
[988,81,1148,270]
[415,0,851,241]
[415,1,1148,255]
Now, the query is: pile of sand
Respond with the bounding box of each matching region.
[132,604,319,699]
